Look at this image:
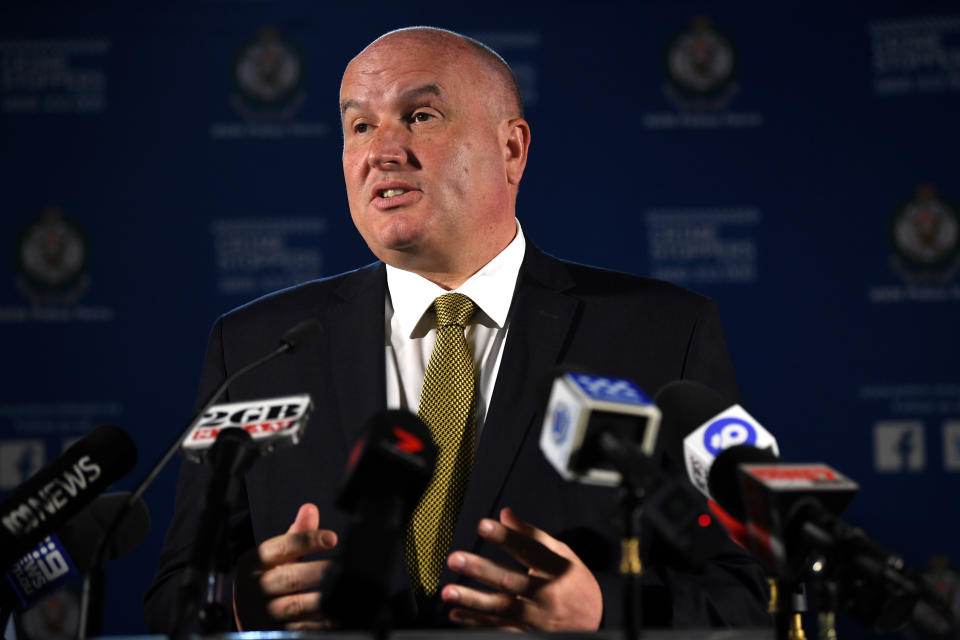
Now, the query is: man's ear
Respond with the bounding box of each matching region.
[503,118,531,186]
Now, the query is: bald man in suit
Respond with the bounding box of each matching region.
[145,26,768,632]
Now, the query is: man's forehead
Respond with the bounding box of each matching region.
[340,53,467,110]
[340,82,444,115]
[342,33,482,88]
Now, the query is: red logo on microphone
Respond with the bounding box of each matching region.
[392,427,424,454]
[750,465,837,482]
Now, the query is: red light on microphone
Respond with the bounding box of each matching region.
[697,513,712,528]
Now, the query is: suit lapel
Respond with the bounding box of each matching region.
[444,245,580,575]
[326,263,389,448]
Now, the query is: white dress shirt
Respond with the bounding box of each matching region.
[384,221,526,440]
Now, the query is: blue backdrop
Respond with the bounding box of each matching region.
[1,1,958,638]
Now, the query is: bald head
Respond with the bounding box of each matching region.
[345,27,523,120]
[339,25,531,288]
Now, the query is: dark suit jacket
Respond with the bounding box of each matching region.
[143,242,770,632]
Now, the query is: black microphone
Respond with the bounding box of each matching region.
[538,368,661,487]
[655,380,781,553]
[173,394,314,635]
[2,492,149,612]
[0,425,137,568]
[654,380,934,633]
[321,410,437,630]
[709,445,919,633]
[78,318,322,640]
[538,370,733,639]
[538,370,721,563]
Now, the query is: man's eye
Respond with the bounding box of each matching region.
[410,111,434,123]
[354,123,370,134]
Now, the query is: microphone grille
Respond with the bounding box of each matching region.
[280,319,322,353]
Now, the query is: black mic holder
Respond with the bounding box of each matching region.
[174,428,261,637]
[783,498,919,634]
[596,431,717,640]
[320,496,405,635]
[597,431,658,640]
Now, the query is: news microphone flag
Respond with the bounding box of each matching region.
[2,493,150,612]
[0,425,137,567]
[737,458,859,571]
[540,372,660,487]
[682,404,779,497]
[180,394,312,463]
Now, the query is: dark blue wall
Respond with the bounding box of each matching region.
[2,2,958,637]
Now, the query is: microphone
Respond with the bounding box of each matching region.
[538,370,723,561]
[539,369,660,487]
[0,425,137,568]
[713,445,919,632]
[174,396,315,635]
[655,380,783,554]
[2,492,149,613]
[655,380,930,633]
[321,410,436,630]
[78,318,322,640]
[654,380,779,496]
[538,370,729,639]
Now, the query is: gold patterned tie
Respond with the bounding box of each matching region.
[405,293,477,597]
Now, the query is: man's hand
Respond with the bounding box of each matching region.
[441,507,603,631]
[232,503,339,630]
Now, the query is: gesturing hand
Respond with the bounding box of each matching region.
[441,507,603,631]
[232,503,339,630]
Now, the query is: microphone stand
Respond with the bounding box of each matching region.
[173,429,260,637]
[617,481,645,640]
[599,432,657,640]
[77,319,320,640]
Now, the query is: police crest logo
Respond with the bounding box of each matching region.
[888,185,960,283]
[16,206,90,305]
[231,26,306,118]
[664,16,739,109]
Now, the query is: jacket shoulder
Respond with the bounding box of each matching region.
[220,261,384,327]
[533,250,713,312]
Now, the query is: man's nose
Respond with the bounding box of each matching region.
[367,123,409,169]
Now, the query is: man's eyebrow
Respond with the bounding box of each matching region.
[400,84,443,103]
[340,98,365,115]
[340,84,443,116]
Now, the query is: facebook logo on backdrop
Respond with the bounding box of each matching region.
[0,440,45,490]
[943,422,960,471]
[874,421,925,472]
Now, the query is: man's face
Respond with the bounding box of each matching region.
[340,36,519,283]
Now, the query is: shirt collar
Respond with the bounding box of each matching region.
[386,220,526,337]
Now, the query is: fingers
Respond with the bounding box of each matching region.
[263,589,333,630]
[446,551,545,597]
[235,557,334,630]
[443,508,603,632]
[233,503,338,631]
[474,509,570,577]
[442,550,550,629]
[442,580,541,630]
[259,559,331,597]
[287,503,320,533]
[258,518,337,568]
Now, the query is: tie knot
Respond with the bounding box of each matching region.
[433,293,475,328]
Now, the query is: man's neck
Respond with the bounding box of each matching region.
[387,219,520,290]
